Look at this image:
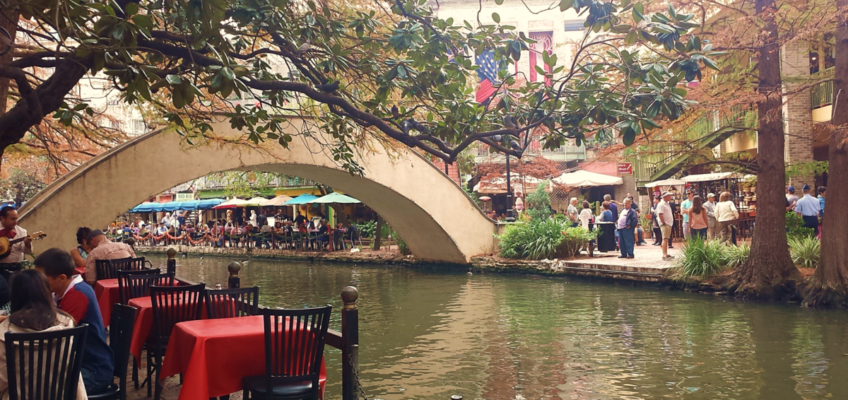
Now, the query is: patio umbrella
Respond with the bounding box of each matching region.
[553,170,623,188]
[307,192,361,204]
[284,194,319,206]
[130,202,157,213]
[265,195,293,206]
[213,198,249,209]
[644,178,685,188]
[179,200,201,210]
[162,201,184,212]
[197,198,225,210]
[479,196,492,202]
[243,197,270,207]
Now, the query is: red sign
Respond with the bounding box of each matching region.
[617,163,633,175]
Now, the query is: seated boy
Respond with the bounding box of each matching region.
[34,248,114,394]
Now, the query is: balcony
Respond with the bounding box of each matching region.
[811,67,834,122]
[475,143,586,163]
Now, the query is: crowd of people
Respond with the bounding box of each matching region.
[106,207,363,252]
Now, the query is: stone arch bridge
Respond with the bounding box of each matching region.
[19,117,496,264]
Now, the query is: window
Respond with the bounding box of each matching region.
[564,20,585,31]
[529,32,553,85]
[133,119,146,133]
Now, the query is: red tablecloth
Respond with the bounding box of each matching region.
[128,296,205,366]
[75,266,86,276]
[94,279,119,327]
[159,316,327,399]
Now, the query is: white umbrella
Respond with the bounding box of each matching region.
[644,178,685,188]
[680,172,740,183]
[553,170,623,187]
[244,197,270,207]
[265,195,294,206]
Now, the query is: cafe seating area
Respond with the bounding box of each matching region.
[8,252,361,400]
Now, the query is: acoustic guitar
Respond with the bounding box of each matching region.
[0,232,46,260]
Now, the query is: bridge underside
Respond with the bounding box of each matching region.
[19,118,495,264]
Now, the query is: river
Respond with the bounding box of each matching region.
[151,254,848,400]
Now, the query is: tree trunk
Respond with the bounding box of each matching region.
[0,7,19,115]
[802,0,848,307]
[728,0,801,300]
[372,215,384,251]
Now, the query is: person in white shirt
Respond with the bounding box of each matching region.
[703,193,717,239]
[656,192,675,261]
[715,191,740,244]
[579,201,594,230]
[0,207,33,282]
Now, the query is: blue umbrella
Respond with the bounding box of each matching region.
[284,194,319,205]
[197,198,225,210]
[180,200,201,210]
[131,202,157,213]
[162,201,183,212]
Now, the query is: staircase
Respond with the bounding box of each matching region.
[644,126,748,182]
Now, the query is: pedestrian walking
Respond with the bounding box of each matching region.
[715,192,739,244]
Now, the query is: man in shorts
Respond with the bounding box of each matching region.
[657,191,675,261]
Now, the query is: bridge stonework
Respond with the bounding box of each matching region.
[19,118,496,264]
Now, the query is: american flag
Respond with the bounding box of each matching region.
[476,49,505,104]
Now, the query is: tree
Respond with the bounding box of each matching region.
[0,167,46,207]
[0,0,718,174]
[725,0,802,300]
[803,0,848,307]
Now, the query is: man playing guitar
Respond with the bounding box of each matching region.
[0,206,33,281]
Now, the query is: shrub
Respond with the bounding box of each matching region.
[558,227,597,258]
[786,212,815,240]
[495,220,595,260]
[390,230,411,256]
[789,236,820,269]
[676,239,732,278]
[725,242,751,269]
[358,220,377,238]
[525,180,552,221]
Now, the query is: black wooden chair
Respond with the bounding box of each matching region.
[117,270,173,305]
[242,305,332,400]
[109,257,148,273]
[88,304,137,400]
[204,287,260,319]
[4,324,88,400]
[149,283,206,400]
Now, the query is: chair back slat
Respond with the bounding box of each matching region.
[117,270,172,305]
[204,287,259,319]
[4,325,88,400]
[261,306,331,389]
[95,257,147,281]
[150,284,205,345]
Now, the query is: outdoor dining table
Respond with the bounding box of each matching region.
[159,315,327,399]
[128,295,207,366]
[93,278,120,327]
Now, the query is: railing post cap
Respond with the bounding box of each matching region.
[166,248,177,259]
[341,286,358,308]
[228,262,241,277]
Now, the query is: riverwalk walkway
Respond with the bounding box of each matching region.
[134,240,687,282]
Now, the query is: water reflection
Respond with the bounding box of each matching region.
[160,255,847,399]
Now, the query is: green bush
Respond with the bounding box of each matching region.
[789,236,820,268]
[725,242,751,269]
[495,220,595,260]
[676,239,732,278]
[525,180,552,221]
[786,212,815,240]
[390,230,411,255]
[358,220,377,238]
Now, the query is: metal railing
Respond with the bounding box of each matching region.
[811,67,834,109]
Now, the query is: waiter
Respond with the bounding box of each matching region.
[794,184,821,231]
[0,206,33,281]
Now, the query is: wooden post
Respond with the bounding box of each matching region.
[166,248,177,275]
[227,262,241,289]
[341,286,359,400]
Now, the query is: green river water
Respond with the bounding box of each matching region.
[150,255,848,400]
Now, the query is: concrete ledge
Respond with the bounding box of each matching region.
[470,256,666,282]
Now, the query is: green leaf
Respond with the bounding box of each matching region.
[492,13,500,23]
[221,67,235,81]
[624,31,638,45]
[124,2,138,16]
[495,0,504,4]
[702,57,719,70]
[172,89,185,108]
[131,15,153,31]
[622,126,636,146]
[559,0,574,11]
[166,75,182,85]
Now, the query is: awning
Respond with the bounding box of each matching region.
[162,202,184,212]
[308,192,361,204]
[681,172,741,183]
[284,194,319,205]
[473,174,546,194]
[130,202,158,213]
[645,178,685,188]
[198,199,225,209]
[179,200,201,210]
[265,195,294,206]
[213,198,249,209]
[244,197,270,207]
[553,170,623,188]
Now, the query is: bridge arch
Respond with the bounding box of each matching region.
[19,118,496,264]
